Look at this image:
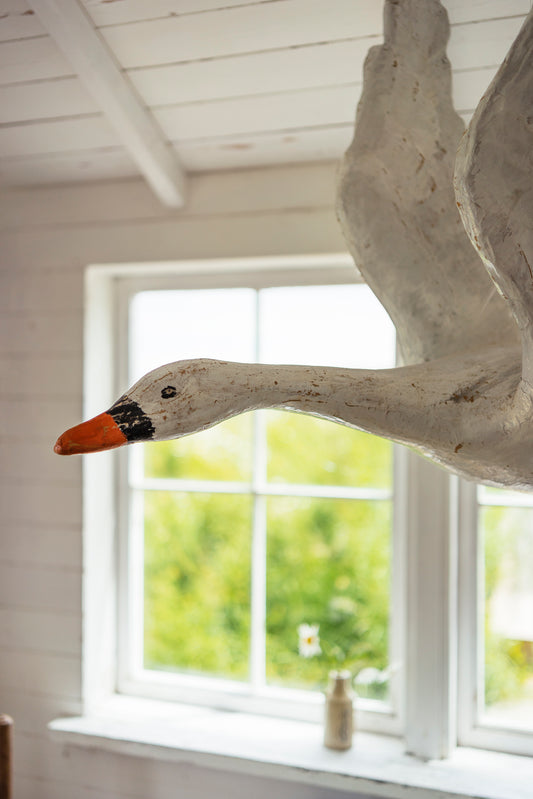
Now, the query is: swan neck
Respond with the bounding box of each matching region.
[230,362,339,412]
[228,361,382,423]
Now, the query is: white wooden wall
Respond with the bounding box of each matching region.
[0,161,377,798]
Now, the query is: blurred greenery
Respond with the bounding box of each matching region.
[266,410,392,488]
[142,410,533,715]
[482,505,533,713]
[143,411,392,695]
[144,413,253,481]
[144,490,252,679]
[265,496,390,691]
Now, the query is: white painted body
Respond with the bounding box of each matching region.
[104,0,533,491]
[120,347,528,489]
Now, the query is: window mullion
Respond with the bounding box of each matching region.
[250,288,267,692]
[250,487,267,691]
[125,296,147,685]
[456,478,480,745]
[133,476,392,502]
[127,486,146,680]
[404,453,457,759]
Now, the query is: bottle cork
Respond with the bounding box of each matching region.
[324,670,354,750]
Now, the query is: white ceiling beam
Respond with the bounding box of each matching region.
[27,0,186,208]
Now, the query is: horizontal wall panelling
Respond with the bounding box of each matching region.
[0,608,81,656]
[0,522,81,568]
[0,648,81,698]
[0,162,339,228]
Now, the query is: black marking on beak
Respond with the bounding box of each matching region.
[108,396,155,442]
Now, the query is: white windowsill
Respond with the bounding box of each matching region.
[49,695,532,799]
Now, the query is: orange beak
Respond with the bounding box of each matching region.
[54,412,128,455]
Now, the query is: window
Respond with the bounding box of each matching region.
[479,488,533,729]
[458,482,533,755]
[82,255,533,759]
[115,263,399,728]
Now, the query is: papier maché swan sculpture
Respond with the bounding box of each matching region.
[55,0,533,491]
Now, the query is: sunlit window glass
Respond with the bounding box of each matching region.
[479,488,533,731]
[128,282,396,701]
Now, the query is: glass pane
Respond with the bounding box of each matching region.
[130,288,256,483]
[266,496,391,697]
[482,504,533,729]
[266,410,392,489]
[143,491,252,681]
[259,284,395,369]
[130,288,256,381]
[144,413,253,482]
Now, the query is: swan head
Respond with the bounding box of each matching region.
[54,359,237,455]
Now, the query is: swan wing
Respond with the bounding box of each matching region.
[337,0,518,365]
[455,9,533,386]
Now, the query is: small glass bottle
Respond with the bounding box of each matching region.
[324,669,354,750]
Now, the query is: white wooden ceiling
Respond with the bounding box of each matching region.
[0,0,530,206]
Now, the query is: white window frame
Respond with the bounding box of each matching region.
[81,253,533,760]
[457,481,533,757]
[116,257,403,734]
[83,255,405,735]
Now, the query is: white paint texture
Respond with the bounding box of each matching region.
[57,1,533,491]
[455,10,533,386]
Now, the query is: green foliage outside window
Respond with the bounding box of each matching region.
[144,490,252,680]
[143,411,392,694]
[142,411,533,712]
[482,505,533,713]
[144,413,253,482]
[266,410,392,489]
[265,494,390,690]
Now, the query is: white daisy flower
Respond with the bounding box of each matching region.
[298,623,321,658]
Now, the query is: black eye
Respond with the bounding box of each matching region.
[161,385,177,399]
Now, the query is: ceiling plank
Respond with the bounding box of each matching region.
[0,147,137,188]
[443,0,531,24]
[0,37,72,85]
[26,0,186,208]
[0,78,98,125]
[99,10,524,71]
[83,0,530,29]
[0,0,47,43]
[98,0,383,69]
[83,0,260,27]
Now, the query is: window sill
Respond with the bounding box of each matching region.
[49,695,532,799]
